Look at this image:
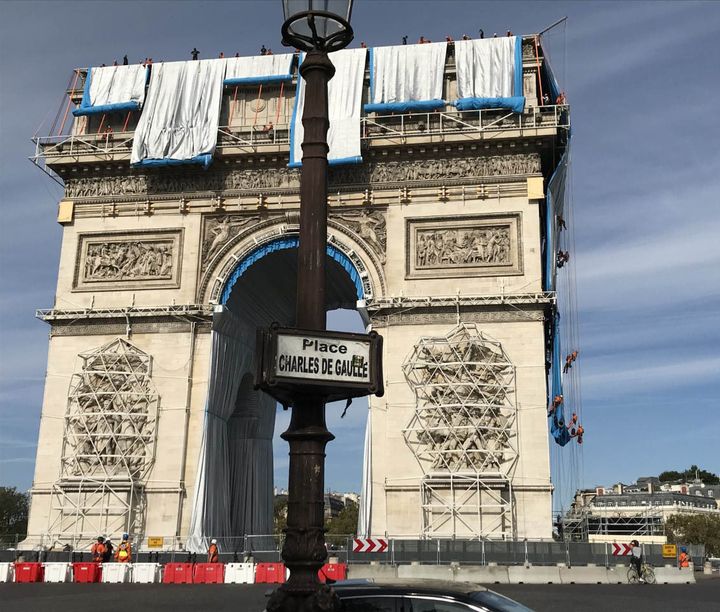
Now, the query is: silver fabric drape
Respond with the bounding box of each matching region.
[454,37,517,99]
[187,306,272,552]
[131,59,226,164]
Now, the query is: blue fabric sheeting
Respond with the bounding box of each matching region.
[223,74,293,86]
[132,153,213,169]
[364,99,446,113]
[220,237,364,304]
[514,36,523,98]
[454,96,525,114]
[73,101,141,117]
[550,314,570,446]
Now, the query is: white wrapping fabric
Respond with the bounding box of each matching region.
[187,306,258,552]
[291,48,367,165]
[370,43,446,104]
[357,408,372,537]
[87,64,147,108]
[131,59,226,164]
[454,37,517,98]
[224,53,294,81]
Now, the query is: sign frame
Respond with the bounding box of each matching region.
[662,544,677,559]
[255,324,384,405]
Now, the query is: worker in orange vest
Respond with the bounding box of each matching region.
[91,536,106,562]
[208,538,219,563]
[115,536,132,563]
[678,547,691,569]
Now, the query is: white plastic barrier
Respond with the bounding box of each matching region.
[224,562,255,584]
[101,563,131,583]
[0,562,14,583]
[43,562,72,583]
[131,563,162,584]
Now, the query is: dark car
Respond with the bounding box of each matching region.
[333,579,534,612]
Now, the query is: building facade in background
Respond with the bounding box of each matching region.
[565,477,720,544]
[27,37,568,547]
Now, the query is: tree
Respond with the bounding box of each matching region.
[325,500,359,548]
[658,466,719,485]
[665,514,720,557]
[273,496,288,535]
[0,487,29,536]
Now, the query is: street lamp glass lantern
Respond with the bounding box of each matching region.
[281,0,354,52]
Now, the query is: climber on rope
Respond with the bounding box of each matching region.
[563,350,579,373]
[557,250,570,268]
[548,394,563,416]
[557,215,567,230]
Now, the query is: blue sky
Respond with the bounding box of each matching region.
[1,1,718,509]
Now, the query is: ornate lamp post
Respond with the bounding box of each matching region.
[266,2,355,611]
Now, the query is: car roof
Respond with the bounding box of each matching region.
[333,580,534,611]
[333,578,487,600]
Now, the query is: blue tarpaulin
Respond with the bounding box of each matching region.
[549,313,571,446]
[220,237,363,304]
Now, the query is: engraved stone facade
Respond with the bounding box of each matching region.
[332,210,387,263]
[62,153,541,199]
[406,214,522,279]
[74,230,182,291]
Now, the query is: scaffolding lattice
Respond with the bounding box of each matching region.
[48,338,158,544]
[403,323,518,539]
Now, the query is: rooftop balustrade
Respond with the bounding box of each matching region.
[33,104,568,168]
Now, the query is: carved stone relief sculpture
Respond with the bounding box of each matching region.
[407,214,522,279]
[74,230,182,291]
[332,210,387,264]
[63,153,541,200]
[61,338,158,480]
[402,324,517,475]
[201,215,262,272]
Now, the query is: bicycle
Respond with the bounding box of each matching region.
[627,560,656,584]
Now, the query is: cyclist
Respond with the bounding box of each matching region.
[630,539,644,583]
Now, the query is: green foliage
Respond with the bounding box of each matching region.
[658,466,719,485]
[665,514,720,557]
[273,497,288,535]
[326,500,358,536]
[0,487,29,535]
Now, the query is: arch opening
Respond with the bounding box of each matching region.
[189,237,368,549]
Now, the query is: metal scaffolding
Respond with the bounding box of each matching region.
[48,338,158,545]
[403,323,518,539]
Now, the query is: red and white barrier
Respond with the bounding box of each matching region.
[0,562,14,583]
[101,563,131,583]
[224,562,255,584]
[43,562,71,583]
[132,563,162,583]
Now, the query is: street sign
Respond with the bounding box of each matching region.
[612,543,633,556]
[256,325,384,404]
[352,538,388,553]
[662,544,677,558]
[147,536,164,548]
